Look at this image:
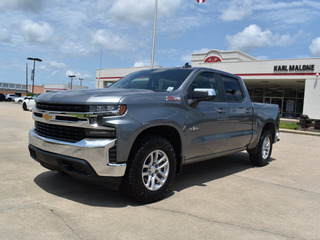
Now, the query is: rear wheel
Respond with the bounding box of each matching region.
[122,136,176,203]
[249,130,273,166]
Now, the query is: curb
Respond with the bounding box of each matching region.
[280,128,320,136]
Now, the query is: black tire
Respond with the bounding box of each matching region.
[122,136,177,203]
[22,103,28,111]
[249,130,273,166]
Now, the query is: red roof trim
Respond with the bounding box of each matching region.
[45,88,68,90]
[95,72,317,82]
[96,77,123,80]
[236,73,317,77]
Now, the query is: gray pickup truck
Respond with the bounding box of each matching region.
[29,67,279,203]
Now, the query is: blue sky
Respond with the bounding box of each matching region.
[1,0,320,89]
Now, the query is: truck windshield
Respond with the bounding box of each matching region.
[108,68,193,92]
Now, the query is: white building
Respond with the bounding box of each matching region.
[96,50,320,119]
[44,84,88,92]
[96,66,162,88]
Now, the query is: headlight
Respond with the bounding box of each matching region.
[88,104,127,116]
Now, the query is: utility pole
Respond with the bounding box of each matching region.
[69,75,76,89]
[150,0,158,68]
[25,62,28,95]
[27,57,42,93]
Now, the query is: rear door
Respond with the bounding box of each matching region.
[218,74,253,150]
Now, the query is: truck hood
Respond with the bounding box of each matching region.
[36,88,156,105]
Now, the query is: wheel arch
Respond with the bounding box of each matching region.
[248,120,276,153]
[261,121,276,142]
[128,125,183,174]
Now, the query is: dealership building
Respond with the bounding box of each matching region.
[96,50,320,119]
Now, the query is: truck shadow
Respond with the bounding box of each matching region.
[34,152,274,207]
[34,171,134,207]
[173,152,256,192]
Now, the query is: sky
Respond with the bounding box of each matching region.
[1,0,320,89]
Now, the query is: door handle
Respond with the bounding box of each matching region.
[245,108,252,114]
[217,108,226,114]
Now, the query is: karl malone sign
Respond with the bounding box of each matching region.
[274,64,315,72]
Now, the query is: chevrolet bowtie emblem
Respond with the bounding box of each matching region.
[43,113,54,121]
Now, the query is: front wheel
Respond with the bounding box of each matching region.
[22,103,28,111]
[249,130,273,166]
[122,136,177,203]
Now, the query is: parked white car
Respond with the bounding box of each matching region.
[15,96,27,103]
[22,95,39,111]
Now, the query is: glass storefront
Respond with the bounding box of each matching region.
[247,88,304,118]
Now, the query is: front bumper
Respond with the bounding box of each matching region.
[29,129,127,178]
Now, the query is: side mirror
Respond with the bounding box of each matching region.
[188,88,216,107]
[190,88,216,100]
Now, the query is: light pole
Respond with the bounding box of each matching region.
[25,62,28,95]
[69,75,76,89]
[27,57,42,94]
[150,0,158,68]
[79,78,83,86]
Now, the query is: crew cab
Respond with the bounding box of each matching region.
[28,67,279,203]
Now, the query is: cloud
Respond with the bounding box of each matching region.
[21,20,54,44]
[220,0,253,21]
[91,29,130,51]
[60,41,90,57]
[180,48,210,63]
[0,0,44,12]
[0,28,10,42]
[226,24,292,51]
[108,0,181,26]
[219,0,320,22]
[65,70,91,80]
[309,37,320,56]
[50,61,67,69]
[260,8,318,25]
[133,61,149,67]
[66,70,76,77]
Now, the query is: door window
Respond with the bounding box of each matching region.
[221,75,244,102]
[189,72,220,101]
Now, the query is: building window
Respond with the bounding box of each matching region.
[248,87,304,118]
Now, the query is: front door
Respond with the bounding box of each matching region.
[186,101,228,161]
[185,72,228,162]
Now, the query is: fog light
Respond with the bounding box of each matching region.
[85,128,116,138]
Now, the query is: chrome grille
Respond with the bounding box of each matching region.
[35,121,85,142]
[36,103,87,112]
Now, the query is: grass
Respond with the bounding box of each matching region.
[280,121,299,130]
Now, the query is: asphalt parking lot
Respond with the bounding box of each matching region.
[1,102,320,240]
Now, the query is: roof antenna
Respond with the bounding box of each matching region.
[183,62,191,68]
